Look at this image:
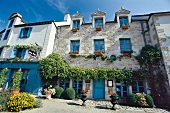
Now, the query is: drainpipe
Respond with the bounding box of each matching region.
[52,21,58,52]
[140,21,149,45]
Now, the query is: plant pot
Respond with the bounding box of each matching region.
[110,97,119,110]
[122,25,129,29]
[12,89,20,95]
[121,51,131,57]
[81,94,87,106]
[45,92,52,99]
[96,27,101,31]
[94,51,104,57]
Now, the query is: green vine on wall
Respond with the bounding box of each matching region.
[0,45,11,49]
[15,45,42,51]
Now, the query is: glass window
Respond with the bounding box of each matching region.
[72,78,83,94]
[132,80,145,94]
[19,27,32,38]
[70,40,80,52]
[94,39,105,52]
[119,17,128,27]
[21,69,29,84]
[3,30,10,40]
[95,18,103,28]
[59,79,70,90]
[8,19,14,28]
[116,80,128,97]
[72,20,80,29]
[119,39,132,52]
[15,48,26,58]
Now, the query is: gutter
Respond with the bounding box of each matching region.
[140,21,149,45]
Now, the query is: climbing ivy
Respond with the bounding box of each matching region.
[0,45,11,49]
[39,52,133,80]
[15,45,43,51]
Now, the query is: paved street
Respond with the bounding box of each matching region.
[18,98,170,113]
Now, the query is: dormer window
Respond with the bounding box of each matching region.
[95,18,103,28]
[119,16,128,28]
[8,19,14,28]
[72,20,80,29]
[19,27,32,38]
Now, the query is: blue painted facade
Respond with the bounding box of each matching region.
[0,61,42,95]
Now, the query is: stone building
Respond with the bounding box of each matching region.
[54,8,152,100]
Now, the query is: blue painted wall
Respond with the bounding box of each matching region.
[0,61,42,95]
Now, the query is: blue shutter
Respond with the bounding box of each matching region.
[94,40,97,51]
[19,28,24,38]
[21,49,26,58]
[77,21,80,29]
[70,42,73,52]
[124,18,128,25]
[95,19,98,28]
[10,47,17,58]
[120,18,124,27]
[27,27,32,38]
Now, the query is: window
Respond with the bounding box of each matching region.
[70,40,80,52]
[72,78,83,94]
[21,69,29,84]
[8,19,14,28]
[72,20,80,29]
[19,27,32,38]
[132,80,145,94]
[116,80,128,97]
[0,48,3,57]
[94,39,105,52]
[10,47,26,58]
[3,30,10,40]
[95,18,103,28]
[119,39,132,52]
[59,79,70,90]
[119,17,128,27]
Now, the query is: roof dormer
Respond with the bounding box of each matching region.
[91,9,106,30]
[71,11,84,32]
[115,7,131,28]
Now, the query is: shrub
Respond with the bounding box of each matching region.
[65,88,75,100]
[11,69,22,90]
[0,68,8,88]
[145,94,154,107]
[7,92,36,112]
[0,89,12,111]
[136,93,148,107]
[126,93,137,106]
[55,87,64,98]
[34,99,43,108]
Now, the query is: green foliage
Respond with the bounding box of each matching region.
[145,94,154,107]
[55,87,64,98]
[101,56,107,61]
[126,93,137,106]
[11,69,22,90]
[34,99,43,108]
[16,45,42,51]
[0,68,8,88]
[65,88,75,100]
[135,93,149,107]
[0,89,12,112]
[7,92,36,112]
[0,45,11,49]
[135,45,161,64]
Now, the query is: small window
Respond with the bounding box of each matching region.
[10,47,26,58]
[70,40,80,52]
[8,19,14,28]
[94,39,105,52]
[119,17,128,27]
[72,20,80,29]
[95,18,103,28]
[116,80,128,97]
[0,48,3,56]
[132,80,145,94]
[19,27,32,38]
[3,30,10,40]
[119,39,132,52]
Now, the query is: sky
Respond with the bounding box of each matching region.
[0,0,170,31]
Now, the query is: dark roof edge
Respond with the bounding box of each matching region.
[0,29,6,34]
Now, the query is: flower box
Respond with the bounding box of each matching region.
[94,50,104,56]
[122,25,129,29]
[96,26,102,31]
[121,51,132,56]
[69,51,79,55]
[72,28,78,32]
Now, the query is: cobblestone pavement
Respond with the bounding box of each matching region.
[19,99,169,113]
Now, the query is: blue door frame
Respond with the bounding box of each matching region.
[93,79,105,99]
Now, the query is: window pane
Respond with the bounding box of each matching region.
[3,30,10,40]
[123,92,128,97]
[139,87,144,92]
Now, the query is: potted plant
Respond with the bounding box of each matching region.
[81,89,88,106]
[94,50,104,57]
[11,69,22,94]
[44,85,56,99]
[96,26,102,31]
[110,93,119,110]
[0,68,8,92]
[122,24,129,29]
[72,28,78,32]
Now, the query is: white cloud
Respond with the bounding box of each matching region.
[0,19,5,23]
[47,0,68,14]
[30,8,42,22]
